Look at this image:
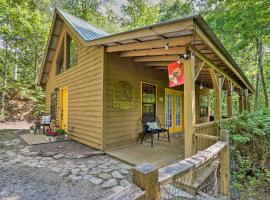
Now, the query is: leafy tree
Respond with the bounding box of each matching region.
[159,0,194,22]
[0,0,49,120]
[204,0,270,109]
[120,0,159,30]
[56,0,120,33]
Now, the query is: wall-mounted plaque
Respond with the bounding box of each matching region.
[113,81,134,109]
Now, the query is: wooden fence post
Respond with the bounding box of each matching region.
[133,163,161,200]
[220,130,231,199]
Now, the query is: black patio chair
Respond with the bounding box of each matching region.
[141,116,170,147]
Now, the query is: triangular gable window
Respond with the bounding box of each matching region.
[66,34,78,69]
[56,39,64,74]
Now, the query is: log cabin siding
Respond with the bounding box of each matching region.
[45,23,104,150]
[104,53,169,150]
[104,54,210,149]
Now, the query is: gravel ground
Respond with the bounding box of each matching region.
[0,121,32,130]
[0,129,132,200]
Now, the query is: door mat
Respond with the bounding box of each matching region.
[20,134,69,145]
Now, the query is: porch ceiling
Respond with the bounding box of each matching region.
[104,32,239,90]
[99,17,254,93]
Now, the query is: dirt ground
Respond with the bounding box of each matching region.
[0,128,132,200]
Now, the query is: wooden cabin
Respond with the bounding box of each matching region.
[39,9,254,160]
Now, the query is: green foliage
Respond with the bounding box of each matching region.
[222,109,270,198]
[58,0,120,33]
[159,0,194,22]
[121,0,159,30]
[56,128,66,135]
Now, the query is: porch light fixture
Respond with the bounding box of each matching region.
[199,79,206,90]
[178,52,190,60]
[164,42,169,50]
[200,82,204,90]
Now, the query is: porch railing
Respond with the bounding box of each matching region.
[106,130,230,200]
[194,121,220,152]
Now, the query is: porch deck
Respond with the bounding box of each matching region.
[105,135,185,168]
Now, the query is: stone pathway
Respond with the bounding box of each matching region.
[0,130,133,200]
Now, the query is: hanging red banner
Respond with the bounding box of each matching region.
[168,61,184,87]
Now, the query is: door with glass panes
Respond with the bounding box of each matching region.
[165,89,184,133]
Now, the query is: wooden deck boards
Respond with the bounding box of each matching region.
[106,136,185,168]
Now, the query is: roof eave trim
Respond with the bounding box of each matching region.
[193,17,255,93]
[38,10,58,86]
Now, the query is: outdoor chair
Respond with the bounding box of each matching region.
[34,115,52,134]
[141,116,170,147]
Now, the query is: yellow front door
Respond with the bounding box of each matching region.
[165,88,184,133]
[60,87,68,132]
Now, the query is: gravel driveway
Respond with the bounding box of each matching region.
[0,129,132,200]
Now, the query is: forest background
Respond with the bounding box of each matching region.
[0,0,270,198]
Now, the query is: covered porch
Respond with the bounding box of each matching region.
[101,15,254,163]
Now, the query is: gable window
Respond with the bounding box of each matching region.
[66,34,78,69]
[56,40,64,74]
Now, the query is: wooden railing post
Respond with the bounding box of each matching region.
[239,90,243,113]
[133,163,161,200]
[227,81,233,118]
[220,130,231,199]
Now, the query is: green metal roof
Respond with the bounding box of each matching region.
[57,9,109,42]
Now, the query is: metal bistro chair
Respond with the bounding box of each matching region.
[34,115,52,134]
[141,116,170,147]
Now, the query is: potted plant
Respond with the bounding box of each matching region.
[56,128,66,141]
[30,125,35,134]
[47,129,57,142]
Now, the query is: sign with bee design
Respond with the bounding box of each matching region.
[113,81,134,109]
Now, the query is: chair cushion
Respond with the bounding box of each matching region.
[146,122,159,130]
[41,115,51,124]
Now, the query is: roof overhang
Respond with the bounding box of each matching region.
[39,10,254,94]
[84,16,254,93]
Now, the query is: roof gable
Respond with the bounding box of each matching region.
[39,9,110,85]
[57,9,109,42]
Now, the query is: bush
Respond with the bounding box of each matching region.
[222,109,270,199]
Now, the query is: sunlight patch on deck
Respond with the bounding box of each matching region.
[106,136,185,168]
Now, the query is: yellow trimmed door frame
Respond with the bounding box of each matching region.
[59,87,68,132]
[165,88,184,133]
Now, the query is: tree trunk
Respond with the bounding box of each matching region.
[1,43,9,120]
[34,37,39,87]
[254,72,260,109]
[13,48,18,81]
[256,38,269,107]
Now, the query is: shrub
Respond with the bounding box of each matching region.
[222,108,270,199]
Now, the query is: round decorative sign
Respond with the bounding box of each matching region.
[113,81,134,109]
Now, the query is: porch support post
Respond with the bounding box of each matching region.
[243,93,247,111]
[184,52,196,158]
[227,81,233,118]
[209,68,221,121]
[247,95,251,112]
[239,89,243,113]
[220,130,231,197]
